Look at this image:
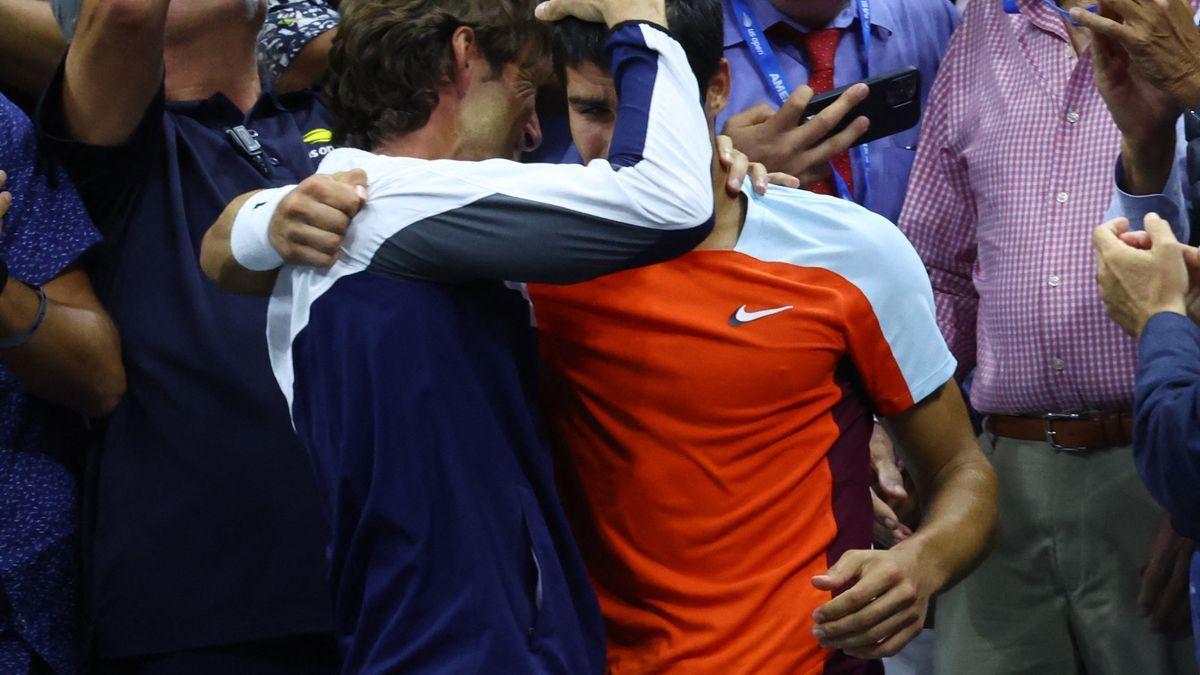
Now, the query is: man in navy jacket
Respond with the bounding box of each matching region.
[1094,213,1200,656]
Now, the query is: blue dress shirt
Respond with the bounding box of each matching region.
[719,0,958,223]
[0,93,100,675]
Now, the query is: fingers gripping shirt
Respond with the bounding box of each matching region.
[246,22,716,410]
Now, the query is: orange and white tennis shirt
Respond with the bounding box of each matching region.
[529,182,956,674]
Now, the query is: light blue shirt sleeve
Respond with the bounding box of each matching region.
[1105,116,1190,242]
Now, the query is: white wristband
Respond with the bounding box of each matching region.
[230,185,297,271]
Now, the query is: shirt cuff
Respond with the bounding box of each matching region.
[1139,311,1200,363]
[230,186,296,271]
[1105,116,1190,240]
[1108,158,1186,229]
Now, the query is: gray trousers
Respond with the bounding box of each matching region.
[933,435,1196,674]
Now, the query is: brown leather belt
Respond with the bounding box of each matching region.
[984,412,1133,451]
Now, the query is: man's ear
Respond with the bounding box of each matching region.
[705,59,732,118]
[450,25,479,92]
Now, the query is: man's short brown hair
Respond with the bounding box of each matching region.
[327,0,546,150]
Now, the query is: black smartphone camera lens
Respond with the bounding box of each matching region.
[886,75,919,107]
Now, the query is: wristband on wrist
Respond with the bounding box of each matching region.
[0,283,48,350]
[0,256,8,295]
[230,185,297,271]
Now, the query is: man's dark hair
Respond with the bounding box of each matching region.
[326,0,547,150]
[551,0,724,93]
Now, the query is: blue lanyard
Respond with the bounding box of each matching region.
[1003,0,1098,26]
[729,0,873,205]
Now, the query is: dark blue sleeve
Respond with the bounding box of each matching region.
[0,94,100,286]
[1134,311,1200,539]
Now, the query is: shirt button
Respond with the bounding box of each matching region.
[1066,111,1080,124]
[1056,191,1070,204]
[1048,274,1062,287]
[1052,358,1066,372]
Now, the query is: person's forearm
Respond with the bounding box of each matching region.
[200,191,280,296]
[63,0,169,146]
[888,382,998,593]
[894,452,998,593]
[1120,124,1178,197]
[274,29,336,94]
[0,0,67,97]
[0,271,124,418]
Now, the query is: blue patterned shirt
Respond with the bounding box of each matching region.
[0,93,101,675]
[257,0,340,87]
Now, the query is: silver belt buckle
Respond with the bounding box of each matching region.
[1043,412,1087,451]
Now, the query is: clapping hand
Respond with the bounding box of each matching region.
[1093,213,1198,337]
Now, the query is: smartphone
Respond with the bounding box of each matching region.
[803,66,922,147]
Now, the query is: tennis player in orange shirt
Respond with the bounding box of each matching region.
[528,3,998,672]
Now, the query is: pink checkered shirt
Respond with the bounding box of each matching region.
[898,0,1133,415]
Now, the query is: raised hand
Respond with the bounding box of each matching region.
[723,84,870,186]
[1073,0,1200,113]
[715,135,801,196]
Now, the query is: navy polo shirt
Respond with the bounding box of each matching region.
[37,67,335,658]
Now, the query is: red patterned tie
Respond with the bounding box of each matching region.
[799,28,854,197]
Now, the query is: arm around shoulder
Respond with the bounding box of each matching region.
[0,268,125,418]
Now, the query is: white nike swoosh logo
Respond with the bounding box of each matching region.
[729,305,793,326]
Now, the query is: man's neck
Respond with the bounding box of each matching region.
[695,168,748,251]
[372,111,462,160]
[163,29,261,112]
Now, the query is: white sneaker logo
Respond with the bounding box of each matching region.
[729,305,793,327]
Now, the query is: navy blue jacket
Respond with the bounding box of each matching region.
[1134,311,1200,662]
